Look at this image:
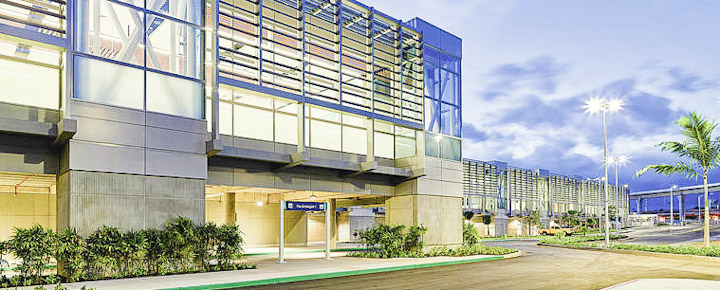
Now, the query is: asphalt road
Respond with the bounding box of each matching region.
[623,224,720,245]
[240,241,720,290]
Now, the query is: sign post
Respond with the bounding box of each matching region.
[325,202,331,260]
[279,200,285,264]
[284,201,331,260]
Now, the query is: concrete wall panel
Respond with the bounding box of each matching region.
[145,149,207,179]
[67,140,145,175]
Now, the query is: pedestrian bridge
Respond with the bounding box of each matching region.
[630,183,720,218]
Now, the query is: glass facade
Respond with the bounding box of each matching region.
[0,0,451,162]
[73,0,204,118]
[463,159,631,218]
[406,18,462,161]
[633,192,720,215]
[214,0,424,124]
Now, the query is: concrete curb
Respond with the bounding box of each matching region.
[538,243,720,263]
[244,248,369,257]
[159,252,524,290]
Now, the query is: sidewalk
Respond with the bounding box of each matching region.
[606,279,720,290]
[41,250,520,290]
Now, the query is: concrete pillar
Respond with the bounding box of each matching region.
[57,101,207,235]
[224,192,236,225]
[494,211,509,237]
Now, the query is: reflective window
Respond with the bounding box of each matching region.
[0,37,61,109]
[74,56,144,110]
[425,132,440,157]
[146,15,202,78]
[425,98,440,133]
[74,0,204,119]
[147,0,202,25]
[146,71,203,118]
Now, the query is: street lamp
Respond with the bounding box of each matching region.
[609,155,629,234]
[669,185,678,226]
[584,97,624,248]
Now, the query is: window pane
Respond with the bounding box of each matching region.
[76,0,144,65]
[234,90,273,108]
[425,98,440,133]
[423,63,439,99]
[440,103,461,137]
[234,104,273,141]
[424,132,439,157]
[343,126,366,155]
[146,71,203,118]
[311,120,341,151]
[0,58,59,109]
[74,56,144,110]
[146,15,202,78]
[219,101,232,135]
[311,107,341,123]
[424,45,439,66]
[375,132,394,159]
[440,70,458,104]
[146,0,202,25]
[441,136,461,161]
[395,127,416,158]
[275,113,298,145]
[441,53,460,74]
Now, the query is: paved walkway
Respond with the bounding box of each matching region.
[42,251,517,290]
[606,279,720,290]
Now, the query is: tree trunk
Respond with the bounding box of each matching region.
[704,174,711,247]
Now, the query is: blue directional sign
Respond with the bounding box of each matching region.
[286,201,326,211]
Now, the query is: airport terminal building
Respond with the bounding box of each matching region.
[463,159,630,236]
[0,0,463,246]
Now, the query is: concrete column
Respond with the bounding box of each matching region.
[224,192,236,225]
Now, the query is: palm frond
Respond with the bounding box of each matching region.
[635,162,700,179]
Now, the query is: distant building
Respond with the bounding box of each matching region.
[463,158,630,236]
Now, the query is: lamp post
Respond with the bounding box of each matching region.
[670,185,678,226]
[584,97,624,248]
[610,155,629,234]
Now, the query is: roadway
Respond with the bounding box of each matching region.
[240,240,720,290]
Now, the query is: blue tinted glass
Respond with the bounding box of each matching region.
[441,32,462,58]
[424,45,440,65]
[424,63,439,99]
[452,105,461,137]
[441,53,460,73]
[440,103,452,135]
[440,70,459,104]
[424,98,440,133]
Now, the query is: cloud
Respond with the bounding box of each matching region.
[485,56,569,97]
[667,67,718,93]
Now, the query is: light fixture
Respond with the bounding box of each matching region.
[310,194,317,200]
[435,135,442,142]
[256,201,264,206]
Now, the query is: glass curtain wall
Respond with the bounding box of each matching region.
[423,44,460,161]
[74,0,204,119]
[0,0,66,109]
[211,85,417,159]
[0,0,66,37]
[213,0,423,124]
[0,36,62,109]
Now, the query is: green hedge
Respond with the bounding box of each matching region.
[538,234,627,247]
[347,223,517,258]
[610,243,720,257]
[0,217,253,288]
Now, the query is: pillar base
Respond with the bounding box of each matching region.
[385,195,462,247]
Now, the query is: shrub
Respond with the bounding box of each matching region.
[215,224,244,270]
[8,225,56,283]
[1,218,250,286]
[55,228,86,282]
[352,224,428,258]
[463,223,481,246]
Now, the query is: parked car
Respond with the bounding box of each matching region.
[539,226,574,236]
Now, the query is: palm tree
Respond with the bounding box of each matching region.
[636,112,720,247]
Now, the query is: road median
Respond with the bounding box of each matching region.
[538,243,720,263]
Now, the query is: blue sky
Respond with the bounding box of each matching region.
[363,0,720,191]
